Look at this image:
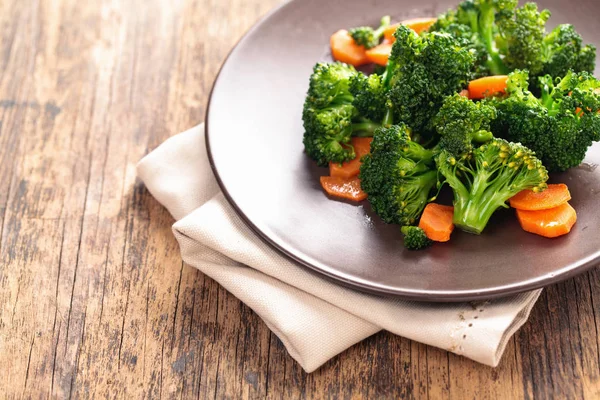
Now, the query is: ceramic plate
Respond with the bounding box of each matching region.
[206,0,600,301]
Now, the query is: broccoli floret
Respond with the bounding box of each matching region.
[360,124,438,225]
[541,24,597,77]
[496,2,550,75]
[302,62,381,166]
[386,26,474,135]
[429,16,490,77]
[401,226,432,250]
[491,70,600,172]
[434,94,495,157]
[431,0,595,79]
[349,72,390,123]
[349,16,391,49]
[436,139,549,234]
[431,0,517,76]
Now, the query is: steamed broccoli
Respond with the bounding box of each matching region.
[429,16,490,78]
[401,226,432,250]
[386,25,475,135]
[302,62,381,166]
[430,0,596,78]
[434,94,495,157]
[491,70,600,172]
[436,138,549,234]
[360,124,438,225]
[349,16,391,49]
[541,24,597,77]
[349,72,390,123]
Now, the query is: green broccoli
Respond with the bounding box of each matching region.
[401,226,432,250]
[430,0,595,79]
[429,16,490,78]
[434,94,495,157]
[386,25,475,135]
[491,70,600,172]
[436,138,549,234]
[496,2,550,75]
[302,62,381,166]
[360,124,439,225]
[541,24,597,77]
[349,72,391,124]
[349,16,391,49]
[430,0,518,75]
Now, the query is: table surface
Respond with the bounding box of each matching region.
[1,0,599,398]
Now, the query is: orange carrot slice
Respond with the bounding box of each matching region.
[418,203,455,242]
[383,17,437,42]
[509,184,571,211]
[329,137,373,179]
[330,29,370,67]
[320,176,367,202]
[468,75,509,99]
[365,42,393,66]
[459,89,470,98]
[516,202,577,238]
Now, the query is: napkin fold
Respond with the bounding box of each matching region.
[137,124,541,373]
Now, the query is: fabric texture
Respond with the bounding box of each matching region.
[137,124,541,373]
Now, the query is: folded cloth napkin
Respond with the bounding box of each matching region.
[137,124,541,373]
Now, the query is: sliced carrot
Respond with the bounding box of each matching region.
[459,89,470,98]
[509,183,571,211]
[383,18,437,42]
[365,42,393,66]
[329,137,373,179]
[418,203,455,242]
[383,24,400,42]
[320,176,367,202]
[330,29,370,67]
[468,75,509,99]
[516,202,577,238]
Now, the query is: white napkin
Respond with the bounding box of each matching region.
[137,124,541,373]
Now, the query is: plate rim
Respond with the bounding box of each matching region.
[204,0,600,302]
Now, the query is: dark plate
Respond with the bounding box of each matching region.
[206,0,600,301]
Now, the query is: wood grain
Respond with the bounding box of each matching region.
[0,0,598,398]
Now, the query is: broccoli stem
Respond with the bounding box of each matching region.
[479,3,509,75]
[352,120,381,136]
[473,130,494,143]
[374,16,392,39]
[452,170,513,234]
[382,107,394,127]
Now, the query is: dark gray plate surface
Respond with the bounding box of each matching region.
[206,0,600,301]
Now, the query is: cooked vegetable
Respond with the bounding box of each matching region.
[401,226,433,250]
[360,124,438,225]
[330,30,370,66]
[383,17,438,41]
[302,62,380,166]
[320,176,368,202]
[490,70,600,172]
[436,138,549,234]
[302,4,597,245]
[350,16,391,49]
[434,93,495,157]
[430,0,596,78]
[468,75,508,99]
[516,202,577,238]
[349,71,390,123]
[365,42,393,66]
[386,25,475,135]
[329,137,373,178]
[541,24,597,78]
[509,183,571,211]
[418,203,455,242]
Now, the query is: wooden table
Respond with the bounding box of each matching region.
[1,0,599,398]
